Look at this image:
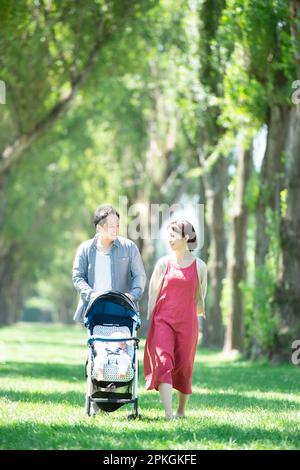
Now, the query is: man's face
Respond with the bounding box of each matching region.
[98,213,120,240]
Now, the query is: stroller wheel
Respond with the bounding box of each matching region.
[128,398,139,420]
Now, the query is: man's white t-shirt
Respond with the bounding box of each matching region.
[93,247,112,294]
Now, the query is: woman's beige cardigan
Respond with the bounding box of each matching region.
[147,255,207,320]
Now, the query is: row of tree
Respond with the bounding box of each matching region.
[0,0,299,361]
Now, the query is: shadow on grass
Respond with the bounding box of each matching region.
[139,389,300,413]
[2,358,299,396]
[189,391,300,411]
[0,419,298,450]
[0,362,85,382]
[3,385,297,413]
[0,389,83,407]
[197,364,300,394]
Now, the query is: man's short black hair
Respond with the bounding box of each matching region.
[93,205,120,227]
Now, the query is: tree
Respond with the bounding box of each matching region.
[273,0,300,359]
[196,0,227,347]
[0,0,154,179]
[224,143,253,353]
[219,0,300,358]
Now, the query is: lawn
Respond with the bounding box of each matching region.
[0,322,299,450]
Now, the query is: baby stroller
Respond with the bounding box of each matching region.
[84,290,140,419]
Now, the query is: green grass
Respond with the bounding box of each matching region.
[0,322,299,450]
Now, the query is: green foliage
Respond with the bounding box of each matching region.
[220,276,231,326]
[244,170,260,212]
[0,0,206,325]
[219,0,295,95]
[214,0,299,361]
[216,0,296,144]
[245,209,281,357]
[1,0,299,368]
[280,188,288,218]
[22,297,55,323]
[218,46,267,132]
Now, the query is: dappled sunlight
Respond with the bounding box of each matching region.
[0,323,299,449]
[1,0,300,454]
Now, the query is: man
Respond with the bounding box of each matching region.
[72,204,146,324]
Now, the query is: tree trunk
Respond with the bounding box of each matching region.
[199,175,210,344]
[0,248,21,325]
[255,105,290,268]
[273,104,300,359]
[251,105,290,357]
[224,145,253,353]
[203,155,227,347]
[199,176,209,263]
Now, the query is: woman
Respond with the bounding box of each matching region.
[144,219,207,420]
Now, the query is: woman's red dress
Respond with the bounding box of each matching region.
[144,258,199,394]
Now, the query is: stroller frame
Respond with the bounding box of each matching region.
[84,291,140,419]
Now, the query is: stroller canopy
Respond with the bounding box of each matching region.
[84,291,139,330]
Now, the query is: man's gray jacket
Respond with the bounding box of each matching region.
[72,234,146,323]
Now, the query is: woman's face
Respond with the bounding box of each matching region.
[167,226,188,251]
